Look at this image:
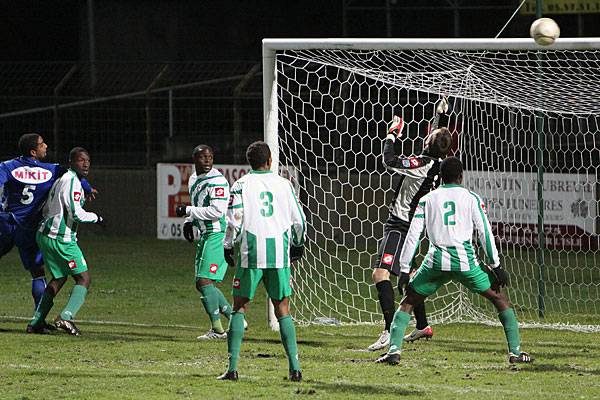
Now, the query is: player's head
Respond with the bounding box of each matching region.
[424,127,452,158]
[69,147,91,177]
[192,144,214,174]
[440,156,463,184]
[19,133,47,160]
[246,141,272,170]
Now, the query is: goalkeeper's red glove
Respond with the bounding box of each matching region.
[388,116,404,138]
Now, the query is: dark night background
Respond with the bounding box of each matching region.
[2,1,599,62]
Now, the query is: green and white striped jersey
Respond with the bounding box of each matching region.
[399,184,500,273]
[224,170,306,269]
[38,169,98,243]
[184,168,229,236]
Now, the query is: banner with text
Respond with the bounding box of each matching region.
[157,163,298,240]
[464,171,598,250]
[522,0,600,14]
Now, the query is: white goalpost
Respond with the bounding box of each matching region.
[264,38,600,332]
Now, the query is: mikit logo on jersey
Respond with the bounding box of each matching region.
[68,260,77,269]
[215,187,225,198]
[73,192,82,202]
[209,264,218,274]
[232,278,241,289]
[11,167,53,184]
[382,253,394,265]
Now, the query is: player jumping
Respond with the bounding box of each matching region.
[369,98,452,351]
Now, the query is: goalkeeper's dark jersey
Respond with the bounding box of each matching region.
[382,138,441,230]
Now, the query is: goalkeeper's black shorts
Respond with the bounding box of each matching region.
[372,217,410,276]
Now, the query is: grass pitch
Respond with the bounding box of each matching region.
[1,236,599,399]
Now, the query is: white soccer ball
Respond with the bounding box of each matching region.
[530,18,560,46]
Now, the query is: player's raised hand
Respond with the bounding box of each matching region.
[388,115,404,138]
[183,221,194,243]
[436,96,449,114]
[175,205,187,217]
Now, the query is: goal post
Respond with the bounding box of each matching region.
[263,38,600,332]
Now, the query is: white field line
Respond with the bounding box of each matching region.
[0,315,198,330]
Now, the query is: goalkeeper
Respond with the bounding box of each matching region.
[376,157,533,365]
[176,145,233,340]
[368,98,452,351]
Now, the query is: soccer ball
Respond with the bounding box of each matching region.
[530,18,560,46]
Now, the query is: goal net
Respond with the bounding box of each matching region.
[263,39,600,332]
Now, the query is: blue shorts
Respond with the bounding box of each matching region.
[0,215,43,272]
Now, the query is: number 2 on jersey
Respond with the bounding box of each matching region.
[259,191,274,217]
[443,201,456,226]
[20,185,36,205]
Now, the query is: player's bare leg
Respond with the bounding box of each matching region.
[480,287,533,364]
[272,297,301,382]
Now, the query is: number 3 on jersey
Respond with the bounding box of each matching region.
[21,185,36,205]
[259,191,273,217]
[443,201,456,226]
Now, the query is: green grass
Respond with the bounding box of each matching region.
[1,236,600,399]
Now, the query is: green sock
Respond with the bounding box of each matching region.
[278,315,301,372]
[60,285,88,320]
[200,284,224,333]
[388,310,411,354]
[499,308,521,354]
[31,291,55,326]
[216,287,232,319]
[227,312,245,372]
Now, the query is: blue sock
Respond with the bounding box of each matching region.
[31,277,47,310]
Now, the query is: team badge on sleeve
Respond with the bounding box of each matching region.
[215,187,225,198]
[209,264,219,274]
[233,278,241,288]
[409,157,422,168]
[68,260,77,269]
[382,253,394,265]
[73,192,81,202]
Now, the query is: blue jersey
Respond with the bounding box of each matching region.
[0,157,91,230]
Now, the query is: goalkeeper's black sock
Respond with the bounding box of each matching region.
[376,280,395,332]
[413,302,429,330]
